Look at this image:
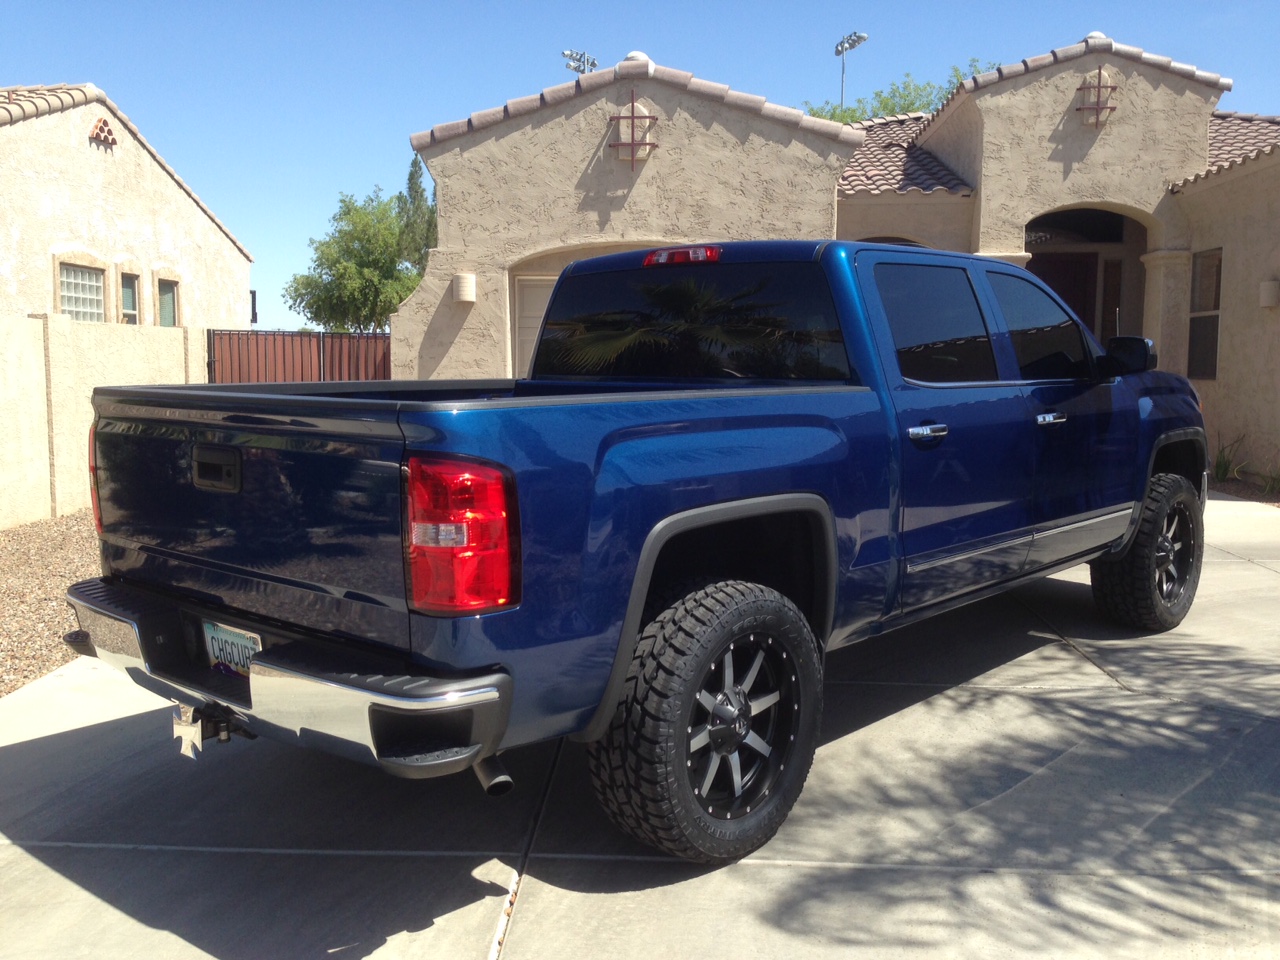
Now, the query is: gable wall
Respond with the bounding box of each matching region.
[966,55,1221,255]
[0,103,250,328]
[392,79,850,379]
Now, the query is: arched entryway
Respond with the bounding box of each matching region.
[1024,208,1148,342]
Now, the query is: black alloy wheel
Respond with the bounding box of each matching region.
[587,580,823,864]
[1091,472,1204,631]
[685,630,799,822]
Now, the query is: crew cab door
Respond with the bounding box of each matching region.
[857,253,1036,611]
[980,269,1140,568]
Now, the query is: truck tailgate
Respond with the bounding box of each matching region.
[91,388,410,651]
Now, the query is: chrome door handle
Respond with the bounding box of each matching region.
[907,423,949,441]
[1036,412,1068,427]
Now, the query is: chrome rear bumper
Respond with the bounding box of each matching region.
[65,579,511,779]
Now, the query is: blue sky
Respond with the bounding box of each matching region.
[5,0,1277,329]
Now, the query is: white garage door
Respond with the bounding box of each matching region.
[515,277,556,377]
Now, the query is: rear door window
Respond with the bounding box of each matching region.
[988,273,1092,380]
[532,262,855,383]
[873,263,998,383]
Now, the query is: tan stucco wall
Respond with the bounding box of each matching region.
[392,78,851,379]
[0,316,53,528]
[1174,154,1280,479]
[0,103,250,328]
[944,55,1221,257]
[0,313,206,528]
[836,193,975,250]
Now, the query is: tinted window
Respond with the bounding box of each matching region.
[873,263,997,383]
[533,262,855,382]
[989,273,1091,380]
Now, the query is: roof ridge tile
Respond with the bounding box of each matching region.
[410,58,862,152]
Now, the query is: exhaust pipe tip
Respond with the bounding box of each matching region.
[473,755,514,797]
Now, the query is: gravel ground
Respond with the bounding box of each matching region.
[0,477,1272,700]
[0,510,99,698]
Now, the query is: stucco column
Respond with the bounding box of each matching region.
[981,251,1032,267]
[1139,249,1192,374]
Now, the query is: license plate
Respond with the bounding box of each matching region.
[203,620,262,679]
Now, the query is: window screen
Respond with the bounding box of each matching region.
[533,262,855,382]
[158,280,177,327]
[873,263,997,383]
[988,273,1090,380]
[59,264,105,323]
[121,274,139,324]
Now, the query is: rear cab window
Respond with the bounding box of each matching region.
[532,261,857,384]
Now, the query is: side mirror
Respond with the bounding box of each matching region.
[1099,337,1157,377]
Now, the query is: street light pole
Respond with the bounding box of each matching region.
[834,32,869,111]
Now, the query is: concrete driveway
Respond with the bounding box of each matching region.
[2,496,1279,959]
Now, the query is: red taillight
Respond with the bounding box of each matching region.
[405,456,518,615]
[88,424,103,534]
[642,245,722,267]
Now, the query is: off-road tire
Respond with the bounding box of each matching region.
[1090,473,1204,631]
[587,580,822,864]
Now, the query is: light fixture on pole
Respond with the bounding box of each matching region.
[562,49,598,75]
[834,32,869,111]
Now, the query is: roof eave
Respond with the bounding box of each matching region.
[410,59,864,154]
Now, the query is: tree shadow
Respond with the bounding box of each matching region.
[7,574,1279,956]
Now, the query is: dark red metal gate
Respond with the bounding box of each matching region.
[207,331,390,384]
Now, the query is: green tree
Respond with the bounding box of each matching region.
[284,187,421,333]
[805,58,997,124]
[398,155,437,272]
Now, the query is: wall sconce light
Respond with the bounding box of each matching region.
[1261,280,1280,309]
[453,273,477,303]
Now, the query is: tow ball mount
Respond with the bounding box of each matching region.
[172,703,253,759]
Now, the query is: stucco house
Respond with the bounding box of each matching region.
[393,34,1280,481]
[1,83,252,329]
[0,83,253,529]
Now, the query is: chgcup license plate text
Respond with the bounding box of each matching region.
[203,620,261,678]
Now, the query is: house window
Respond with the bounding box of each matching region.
[59,264,105,322]
[121,274,140,324]
[1188,249,1222,380]
[158,280,178,327]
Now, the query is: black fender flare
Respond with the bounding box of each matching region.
[573,493,837,742]
[1107,426,1208,558]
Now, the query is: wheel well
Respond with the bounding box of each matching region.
[645,510,832,640]
[1152,438,1206,496]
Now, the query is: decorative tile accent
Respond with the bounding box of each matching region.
[89,116,117,145]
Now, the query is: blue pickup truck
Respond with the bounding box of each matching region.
[66,241,1206,864]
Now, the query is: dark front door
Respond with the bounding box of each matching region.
[1027,253,1098,337]
[859,256,1036,612]
[983,270,1139,569]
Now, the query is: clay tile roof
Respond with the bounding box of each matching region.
[916,33,1233,143]
[0,83,251,261]
[409,57,863,153]
[1172,112,1280,189]
[837,114,971,196]
[1208,112,1280,166]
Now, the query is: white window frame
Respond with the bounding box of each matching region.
[58,263,107,323]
